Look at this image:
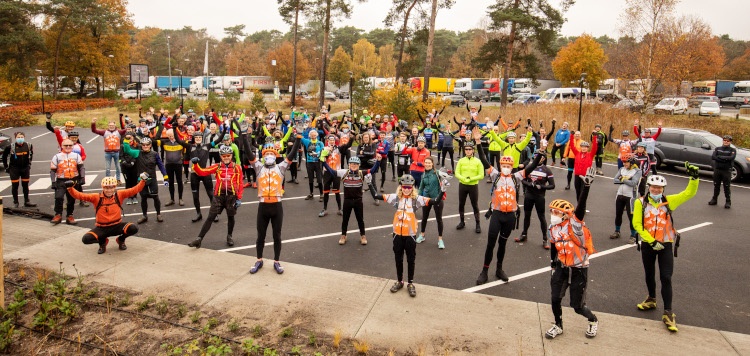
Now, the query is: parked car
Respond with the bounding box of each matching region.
[324,91,337,101]
[698,101,721,116]
[57,87,75,95]
[688,95,719,108]
[613,98,644,112]
[512,94,540,105]
[444,94,466,107]
[335,89,350,99]
[0,102,12,108]
[139,88,154,97]
[0,133,10,155]
[653,97,688,115]
[720,96,749,109]
[652,127,750,181]
[121,90,138,99]
[464,89,490,102]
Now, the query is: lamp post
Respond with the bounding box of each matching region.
[175,69,183,109]
[136,69,141,101]
[271,59,278,100]
[36,69,44,113]
[577,72,587,131]
[167,35,172,96]
[347,71,353,116]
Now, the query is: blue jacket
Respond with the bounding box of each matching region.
[554,129,570,145]
[301,138,324,162]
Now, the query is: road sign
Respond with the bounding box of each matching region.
[129,64,149,83]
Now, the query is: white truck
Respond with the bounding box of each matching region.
[209,76,243,90]
[733,81,750,98]
[511,78,561,95]
[241,76,275,93]
[596,78,627,99]
[189,76,210,96]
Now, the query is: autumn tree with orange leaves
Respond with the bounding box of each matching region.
[551,34,608,91]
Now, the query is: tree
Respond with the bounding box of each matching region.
[474,0,573,106]
[328,46,353,87]
[245,29,285,50]
[0,0,46,100]
[225,42,269,76]
[331,26,364,54]
[720,47,750,79]
[551,34,607,90]
[447,30,489,78]
[223,24,246,44]
[279,0,309,105]
[378,44,397,77]
[366,28,397,49]
[266,41,313,89]
[385,0,421,83]
[352,38,379,78]
[422,0,438,101]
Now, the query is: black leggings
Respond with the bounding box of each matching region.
[441,147,455,170]
[550,145,564,164]
[257,202,284,260]
[574,175,583,201]
[165,163,184,200]
[388,151,396,178]
[54,180,76,216]
[397,164,410,180]
[183,162,190,180]
[393,234,417,283]
[420,200,444,236]
[566,158,575,186]
[341,198,365,236]
[648,154,658,175]
[521,194,547,239]
[198,194,237,238]
[484,210,515,268]
[82,222,138,247]
[8,166,31,203]
[712,169,731,201]
[458,184,479,222]
[306,161,323,195]
[140,179,162,216]
[379,155,389,188]
[595,154,603,169]
[615,195,634,232]
[550,266,598,327]
[641,241,674,310]
[190,173,214,214]
[122,166,138,190]
[489,150,501,169]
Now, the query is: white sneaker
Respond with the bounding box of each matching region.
[585,321,598,338]
[545,324,563,339]
[415,234,425,243]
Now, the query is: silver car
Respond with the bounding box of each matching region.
[698,101,721,116]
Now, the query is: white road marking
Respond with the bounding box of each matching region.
[31,132,51,139]
[28,177,52,191]
[0,127,14,131]
[0,181,11,193]
[86,136,99,144]
[461,221,713,293]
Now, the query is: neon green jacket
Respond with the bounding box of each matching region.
[455,156,484,185]
[632,178,698,244]
[487,130,532,168]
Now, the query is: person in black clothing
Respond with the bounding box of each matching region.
[121,137,168,224]
[152,125,189,206]
[119,132,140,205]
[708,135,736,209]
[2,132,37,208]
[322,156,380,245]
[179,131,218,222]
[590,124,608,175]
[515,149,555,248]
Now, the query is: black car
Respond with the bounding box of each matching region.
[0,133,10,164]
[652,127,750,182]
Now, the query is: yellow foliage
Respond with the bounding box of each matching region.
[551,34,608,90]
[353,339,370,354]
[352,38,380,79]
[266,42,313,88]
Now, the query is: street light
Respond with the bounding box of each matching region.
[577,72,587,131]
[36,69,44,113]
[347,71,353,116]
[271,59,278,100]
[167,35,172,96]
[175,69,183,109]
[136,69,141,101]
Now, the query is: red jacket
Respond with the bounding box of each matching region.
[193,162,244,199]
[569,137,598,175]
[401,146,431,172]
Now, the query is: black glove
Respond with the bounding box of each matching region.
[685,161,699,179]
[190,157,200,164]
[520,179,533,187]
[64,180,75,188]
[484,209,492,220]
[79,177,85,185]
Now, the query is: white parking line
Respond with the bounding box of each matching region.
[0,127,14,131]
[220,209,491,252]
[31,132,51,139]
[86,136,99,144]
[461,221,713,293]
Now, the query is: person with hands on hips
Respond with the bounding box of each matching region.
[632,162,699,333]
[50,138,85,225]
[187,145,245,249]
[2,131,37,209]
[66,175,147,254]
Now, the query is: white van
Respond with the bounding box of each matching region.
[654,97,688,115]
[537,88,590,103]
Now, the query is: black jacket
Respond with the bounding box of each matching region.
[712,145,736,171]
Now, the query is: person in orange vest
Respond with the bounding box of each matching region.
[91,117,127,184]
[632,164,700,333]
[544,168,599,340]
[66,175,147,254]
[50,139,85,225]
[367,173,444,298]
[473,128,543,284]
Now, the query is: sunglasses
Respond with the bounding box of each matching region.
[464,147,474,150]
[62,144,73,147]
[401,185,413,190]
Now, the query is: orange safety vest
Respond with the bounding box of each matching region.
[257,165,285,203]
[549,218,595,268]
[51,152,82,179]
[641,199,676,243]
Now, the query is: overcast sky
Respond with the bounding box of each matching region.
[127,0,749,41]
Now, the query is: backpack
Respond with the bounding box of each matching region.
[639,195,679,241]
[96,192,121,213]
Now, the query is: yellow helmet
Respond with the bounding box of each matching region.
[101,176,118,187]
[549,199,574,212]
[499,156,515,166]
[64,121,75,127]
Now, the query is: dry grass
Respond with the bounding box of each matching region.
[332,329,343,348]
[352,339,370,354]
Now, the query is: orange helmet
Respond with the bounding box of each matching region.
[101,176,118,187]
[64,121,75,127]
[549,199,574,212]
[499,156,514,166]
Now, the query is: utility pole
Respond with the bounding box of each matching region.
[167,35,172,96]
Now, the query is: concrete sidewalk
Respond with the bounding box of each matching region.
[3,214,748,355]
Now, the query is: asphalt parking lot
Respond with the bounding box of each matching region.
[3,124,749,334]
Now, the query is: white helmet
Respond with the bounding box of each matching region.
[646,175,667,187]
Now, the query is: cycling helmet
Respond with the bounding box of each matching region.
[636,141,647,148]
[139,118,147,123]
[65,121,75,127]
[223,134,231,141]
[595,123,602,129]
[646,175,667,187]
[506,132,517,138]
[101,176,118,187]
[67,131,79,137]
[622,130,630,136]
[348,156,361,165]
[464,141,475,149]
[723,135,733,141]
[327,134,337,141]
[399,120,408,128]
[626,154,638,164]
[499,156,515,166]
[549,199,574,212]
[127,123,137,129]
[399,174,415,186]
[363,109,368,114]
[219,145,234,155]
[417,136,426,143]
[375,115,381,119]
[140,137,152,145]
[192,131,203,137]
[580,141,591,147]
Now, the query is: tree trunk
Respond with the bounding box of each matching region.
[319,0,331,108]
[291,1,300,106]
[501,0,520,107]
[395,0,418,84]
[53,18,70,100]
[422,0,438,102]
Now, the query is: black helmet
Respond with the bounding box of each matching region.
[400,174,415,186]
[67,131,79,137]
[723,135,733,142]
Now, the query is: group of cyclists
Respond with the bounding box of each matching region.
[4,102,708,339]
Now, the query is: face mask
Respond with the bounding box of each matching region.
[263,155,276,166]
[342,129,349,133]
[15,138,24,144]
[649,193,663,201]
[501,167,512,175]
[550,215,563,226]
